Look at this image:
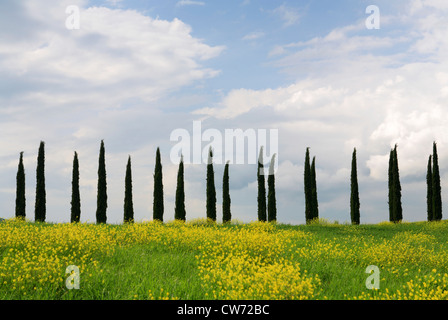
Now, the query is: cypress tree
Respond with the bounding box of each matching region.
[304,147,312,224]
[267,154,277,222]
[257,146,266,222]
[15,152,26,220]
[96,140,107,224]
[427,155,433,221]
[310,156,319,220]
[387,145,403,223]
[388,149,394,222]
[174,155,186,221]
[432,142,442,221]
[35,141,46,223]
[222,161,231,224]
[206,147,216,222]
[350,148,360,225]
[153,147,164,222]
[124,156,134,223]
[70,151,81,223]
[393,145,403,222]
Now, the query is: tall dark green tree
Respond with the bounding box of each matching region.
[124,156,134,223]
[350,148,360,225]
[15,152,26,220]
[257,146,267,222]
[388,149,394,222]
[96,140,107,224]
[310,156,319,220]
[267,154,277,222]
[206,147,216,222]
[153,147,164,222]
[304,147,313,224]
[388,145,402,223]
[35,141,46,222]
[222,161,231,224]
[174,155,186,221]
[70,151,81,223]
[393,145,403,222]
[432,141,442,221]
[427,155,433,221]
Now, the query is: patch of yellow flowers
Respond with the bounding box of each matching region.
[196,222,321,299]
[0,218,322,299]
[1,218,448,300]
[0,219,109,296]
[353,269,448,300]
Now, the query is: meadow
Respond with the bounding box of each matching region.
[1,218,448,300]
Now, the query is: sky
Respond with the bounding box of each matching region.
[1,0,448,225]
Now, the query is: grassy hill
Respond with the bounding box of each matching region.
[1,218,448,300]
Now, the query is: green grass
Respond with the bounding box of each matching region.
[84,245,204,300]
[1,219,448,300]
[290,221,448,299]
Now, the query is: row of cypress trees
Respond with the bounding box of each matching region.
[12,140,443,225]
[13,141,256,224]
[427,142,442,221]
[80,141,169,224]
[347,142,442,225]
[15,142,47,222]
[256,147,277,222]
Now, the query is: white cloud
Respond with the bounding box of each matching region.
[0,1,224,223]
[242,31,265,41]
[105,0,124,6]
[193,1,448,223]
[268,45,286,57]
[272,4,301,27]
[0,5,223,96]
[410,0,448,13]
[176,0,205,7]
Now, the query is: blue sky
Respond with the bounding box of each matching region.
[1,0,447,225]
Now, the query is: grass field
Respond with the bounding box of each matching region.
[1,218,448,300]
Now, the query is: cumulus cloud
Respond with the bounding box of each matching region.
[1,4,223,96]
[0,0,224,223]
[193,1,448,223]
